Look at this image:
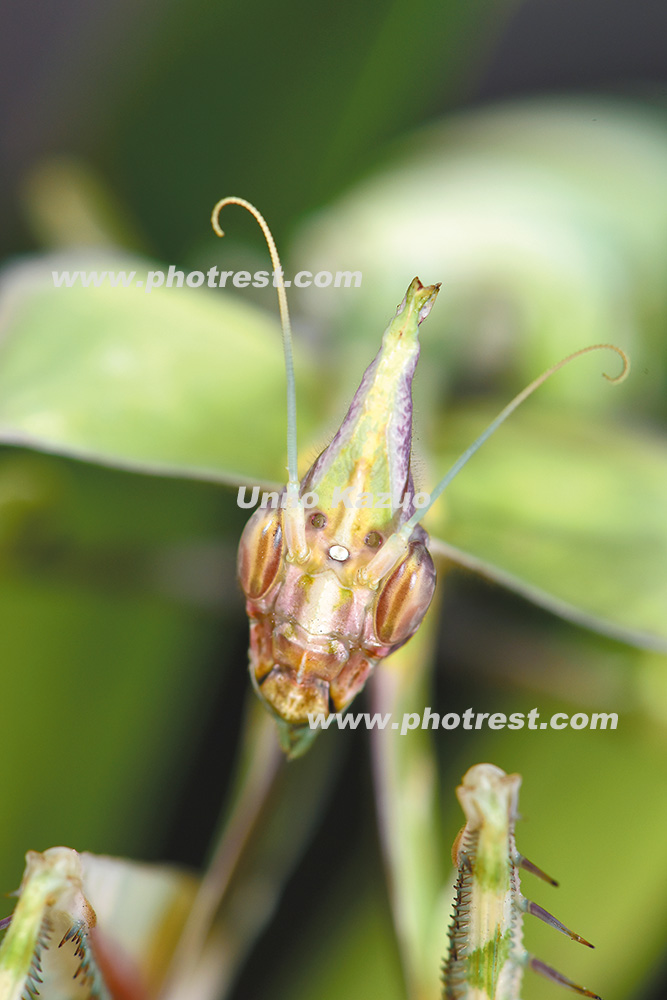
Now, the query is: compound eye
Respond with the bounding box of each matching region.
[374,542,436,647]
[364,530,383,549]
[237,506,284,599]
[310,512,327,529]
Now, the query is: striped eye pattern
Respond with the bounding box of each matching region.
[237,506,284,600]
[374,542,436,647]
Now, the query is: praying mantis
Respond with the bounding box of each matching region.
[443,764,599,1000]
[213,197,629,758]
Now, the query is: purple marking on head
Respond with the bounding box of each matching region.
[300,277,440,528]
[385,350,418,514]
[302,341,419,522]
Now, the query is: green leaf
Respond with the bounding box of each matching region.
[426,404,667,651]
[0,256,321,485]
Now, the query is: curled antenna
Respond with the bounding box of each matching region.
[211,197,308,560]
[211,196,299,489]
[400,343,629,538]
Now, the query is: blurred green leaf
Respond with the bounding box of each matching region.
[0,450,241,894]
[292,97,667,415]
[0,570,213,882]
[427,404,667,650]
[0,256,321,485]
